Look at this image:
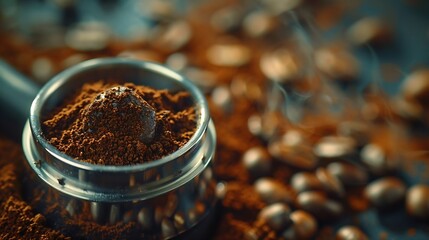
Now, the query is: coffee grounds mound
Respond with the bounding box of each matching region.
[43,80,196,165]
[0,138,69,240]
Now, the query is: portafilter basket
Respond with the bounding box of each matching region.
[22,58,217,239]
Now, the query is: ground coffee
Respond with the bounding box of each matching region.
[43,80,196,165]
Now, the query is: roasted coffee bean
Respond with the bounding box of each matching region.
[230,74,264,102]
[161,218,177,238]
[360,143,398,175]
[258,203,292,232]
[216,182,228,199]
[290,172,323,193]
[365,177,406,208]
[206,42,251,67]
[297,191,343,220]
[326,162,368,187]
[268,140,318,170]
[174,212,186,231]
[152,20,192,52]
[62,53,87,68]
[401,68,429,107]
[258,0,302,14]
[65,21,110,51]
[164,194,178,218]
[109,204,121,224]
[31,57,54,82]
[314,45,359,82]
[118,50,162,62]
[210,6,244,32]
[347,17,392,46]
[183,67,217,93]
[211,85,233,113]
[313,136,357,160]
[242,147,272,178]
[90,202,108,224]
[138,208,154,230]
[392,97,424,121]
[243,10,276,38]
[255,178,296,205]
[406,184,429,219]
[337,121,370,146]
[316,167,345,198]
[336,226,368,240]
[260,48,303,83]
[282,210,318,240]
[248,111,283,141]
[165,53,188,71]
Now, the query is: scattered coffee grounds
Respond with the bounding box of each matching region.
[43,80,196,165]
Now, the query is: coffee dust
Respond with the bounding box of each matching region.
[43,80,196,165]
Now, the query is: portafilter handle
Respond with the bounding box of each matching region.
[0,59,40,141]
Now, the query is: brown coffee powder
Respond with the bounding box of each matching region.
[43,80,196,165]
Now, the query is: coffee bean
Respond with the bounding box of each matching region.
[210,6,244,32]
[62,53,87,68]
[31,57,54,83]
[230,74,264,103]
[152,20,192,52]
[260,48,303,83]
[316,167,345,198]
[401,68,429,108]
[164,194,178,218]
[392,97,424,122]
[258,0,302,14]
[337,121,370,146]
[118,50,162,63]
[211,85,233,113]
[216,182,228,200]
[365,177,406,208]
[313,136,357,160]
[254,178,296,205]
[268,139,318,170]
[360,143,398,175]
[346,17,392,46]
[406,184,429,219]
[248,111,283,141]
[161,218,177,238]
[65,21,110,51]
[242,147,272,178]
[290,172,323,193]
[206,42,251,67]
[165,53,189,71]
[326,162,368,187]
[282,210,317,240]
[109,204,121,224]
[173,212,186,231]
[243,10,276,38]
[258,203,292,232]
[183,67,217,93]
[336,226,368,240]
[314,45,359,82]
[138,208,154,230]
[297,191,343,220]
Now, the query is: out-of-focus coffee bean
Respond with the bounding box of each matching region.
[255,178,296,205]
[206,43,251,67]
[248,111,283,141]
[154,206,164,225]
[174,212,186,231]
[258,203,292,232]
[258,0,302,14]
[62,53,87,68]
[243,10,277,38]
[137,208,154,230]
[365,177,406,208]
[31,57,54,82]
[360,143,398,175]
[297,191,343,220]
[336,226,368,240]
[337,121,370,146]
[187,201,206,226]
[230,74,263,103]
[118,50,163,63]
[210,6,244,32]
[165,53,188,72]
[183,67,217,93]
[406,184,429,219]
[281,130,305,147]
[290,172,323,193]
[401,68,429,107]
[216,182,227,199]
[139,0,176,21]
[284,210,318,240]
[326,162,368,187]
[161,218,177,238]
[260,48,303,83]
[347,17,392,46]
[152,20,192,52]
[242,147,272,178]
[392,97,424,122]
[269,139,318,170]
[65,21,110,51]
[313,136,357,160]
[314,45,359,82]
[164,194,178,218]
[109,204,121,224]
[211,85,233,113]
[316,167,345,198]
